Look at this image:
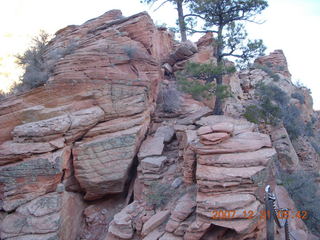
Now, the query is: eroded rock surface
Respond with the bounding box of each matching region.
[0,9,173,239]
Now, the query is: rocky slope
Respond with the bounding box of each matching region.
[0,10,319,240]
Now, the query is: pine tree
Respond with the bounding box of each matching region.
[141,0,189,41]
[189,0,268,114]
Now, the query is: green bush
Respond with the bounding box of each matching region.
[281,170,320,235]
[291,92,305,104]
[244,83,311,140]
[181,62,236,83]
[243,105,263,124]
[244,84,283,125]
[13,31,78,94]
[145,182,174,208]
[178,79,215,100]
[176,62,233,101]
[15,31,51,91]
[215,84,233,99]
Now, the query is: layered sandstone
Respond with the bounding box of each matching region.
[0,8,318,240]
[182,116,277,238]
[0,9,174,239]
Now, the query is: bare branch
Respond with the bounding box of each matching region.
[183,13,207,21]
[153,0,171,12]
[187,28,218,34]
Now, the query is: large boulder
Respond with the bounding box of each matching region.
[0,192,85,240]
[0,9,175,239]
[0,147,71,211]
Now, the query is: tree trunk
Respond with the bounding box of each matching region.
[213,25,224,115]
[177,0,187,42]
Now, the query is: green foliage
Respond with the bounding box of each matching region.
[281,104,304,140]
[281,170,320,235]
[244,83,312,140]
[178,78,215,100]
[291,92,305,104]
[176,62,233,101]
[15,31,51,91]
[189,0,268,67]
[182,62,236,82]
[145,182,174,208]
[243,105,263,124]
[215,84,233,99]
[14,31,78,94]
[256,83,289,106]
[244,102,280,125]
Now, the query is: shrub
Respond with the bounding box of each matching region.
[281,170,320,235]
[244,83,311,140]
[13,31,78,93]
[215,84,233,99]
[161,86,181,113]
[281,104,301,139]
[0,90,8,100]
[256,83,288,106]
[243,105,263,124]
[181,62,236,83]
[47,40,78,62]
[15,31,51,91]
[145,182,174,208]
[304,121,314,137]
[291,92,305,104]
[176,62,234,101]
[244,84,284,125]
[178,78,215,100]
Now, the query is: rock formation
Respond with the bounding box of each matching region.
[0,9,173,239]
[0,9,319,240]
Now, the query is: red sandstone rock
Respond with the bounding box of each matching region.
[106,201,144,240]
[198,148,276,167]
[138,136,165,159]
[0,9,175,240]
[199,132,230,145]
[0,147,71,211]
[73,125,148,200]
[0,138,65,165]
[254,49,291,78]
[165,41,198,66]
[195,132,271,155]
[0,192,84,240]
[142,210,170,236]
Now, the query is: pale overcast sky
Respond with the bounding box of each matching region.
[0,0,319,109]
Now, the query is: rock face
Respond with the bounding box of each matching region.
[0,9,173,239]
[254,49,291,78]
[0,8,318,240]
[1,192,84,240]
[0,147,71,211]
[182,116,277,238]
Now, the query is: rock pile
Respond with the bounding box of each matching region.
[182,116,277,238]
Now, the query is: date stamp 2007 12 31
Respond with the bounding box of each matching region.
[211,210,308,220]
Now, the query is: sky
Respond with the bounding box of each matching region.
[0,0,319,110]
